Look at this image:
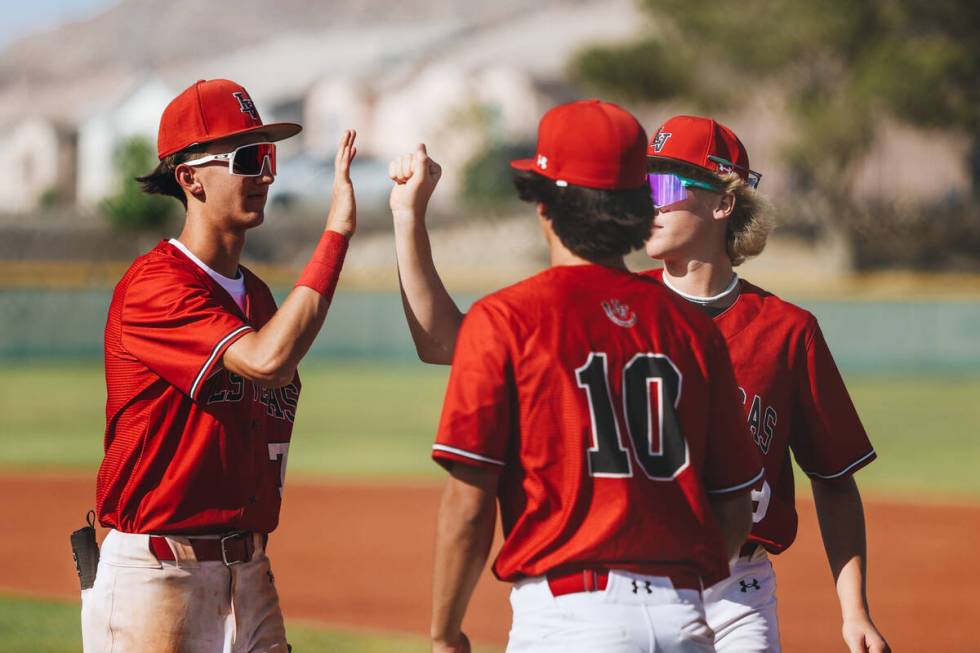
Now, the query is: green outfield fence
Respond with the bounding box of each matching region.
[1,289,979,373]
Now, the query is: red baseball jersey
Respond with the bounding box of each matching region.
[98,241,299,535]
[434,265,763,586]
[645,270,876,552]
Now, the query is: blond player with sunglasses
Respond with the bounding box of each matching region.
[84,79,357,652]
[642,115,889,653]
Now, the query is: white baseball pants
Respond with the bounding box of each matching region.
[505,571,715,653]
[81,530,288,653]
[703,549,780,653]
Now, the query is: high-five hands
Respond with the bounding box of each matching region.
[389,143,443,218]
[326,129,358,237]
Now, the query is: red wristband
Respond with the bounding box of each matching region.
[296,230,349,300]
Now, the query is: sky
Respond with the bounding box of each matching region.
[0,0,117,49]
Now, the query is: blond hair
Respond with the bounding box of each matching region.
[649,161,775,266]
[716,171,774,266]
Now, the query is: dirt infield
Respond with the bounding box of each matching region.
[4,472,978,651]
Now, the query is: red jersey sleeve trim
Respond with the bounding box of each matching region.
[432,444,506,468]
[706,467,765,495]
[189,325,254,400]
[805,449,877,480]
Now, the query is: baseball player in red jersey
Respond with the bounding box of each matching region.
[389,100,762,653]
[83,79,358,652]
[644,115,890,653]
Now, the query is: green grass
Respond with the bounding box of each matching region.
[0,362,978,497]
[0,594,501,653]
[0,364,107,469]
[287,362,449,478]
[0,361,451,478]
[831,376,980,498]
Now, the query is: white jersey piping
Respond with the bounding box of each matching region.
[706,467,765,495]
[189,325,253,400]
[806,449,877,480]
[662,272,740,305]
[432,444,506,467]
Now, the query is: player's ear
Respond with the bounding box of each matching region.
[713,191,735,221]
[535,201,551,222]
[175,164,205,199]
[536,202,558,243]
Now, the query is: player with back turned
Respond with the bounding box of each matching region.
[643,115,889,653]
[391,110,890,652]
[389,100,762,652]
[82,79,357,652]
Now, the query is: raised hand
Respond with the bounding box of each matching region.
[389,143,443,218]
[325,129,358,237]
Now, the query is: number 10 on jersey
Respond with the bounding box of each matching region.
[576,353,689,480]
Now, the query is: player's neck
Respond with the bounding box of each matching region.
[548,242,627,271]
[543,217,627,271]
[662,256,735,299]
[176,217,246,278]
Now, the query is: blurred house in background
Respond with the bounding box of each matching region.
[0,0,647,214]
[850,118,972,203]
[76,76,175,206]
[303,77,373,160]
[0,0,971,223]
[0,117,76,211]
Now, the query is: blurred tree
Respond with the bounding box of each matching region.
[572,1,980,198]
[461,141,535,211]
[451,101,536,211]
[37,186,63,210]
[101,136,174,230]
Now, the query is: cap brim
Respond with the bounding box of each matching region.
[257,122,303,142]
[647,155,715,177]
[510,157,539,173]
[207,122,303,146]
[160,122,303,159]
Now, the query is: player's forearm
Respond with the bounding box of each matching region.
[708,490,753,560]
[224,232,349,385]
[431,469,497,644]
[222,286,328,385]
[392,213,464,364]
[811,476,872,620]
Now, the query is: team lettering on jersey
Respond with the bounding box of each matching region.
[737,387,777,455]
[207,372,299,423]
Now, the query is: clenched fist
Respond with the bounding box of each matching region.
[432,632,471,653]
[389,143,443,218]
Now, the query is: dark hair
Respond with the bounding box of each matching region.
[135,147,204,208]
[512,170,653,260]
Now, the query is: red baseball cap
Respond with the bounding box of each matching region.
[156,79,302,160]
[647,115,761,187]
[511,99,648,190]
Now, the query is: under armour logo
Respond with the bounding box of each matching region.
[651,131,672,153]
[602,299,637,328]
[631,580,653,594]
[536,154,548,170]
[232,91,259,120]
[739,578,760,592]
